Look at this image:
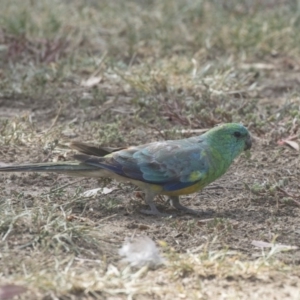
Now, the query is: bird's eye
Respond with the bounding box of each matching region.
[233,131,242,138]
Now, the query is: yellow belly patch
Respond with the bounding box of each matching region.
[127,177,205,197]
[162,181,204,196]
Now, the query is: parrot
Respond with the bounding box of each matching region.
[0,123,252,216]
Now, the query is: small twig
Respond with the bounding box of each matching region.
[128,52,137,68]
[160,128,208,135]
[47,102,63,132]
[91,51,108,77]
[277,187,300,207]
[42,152,53,162]
[197,218,214,223]
[42,179,84,195]
[66,214,96,225]
[74,258,102,263]
[148,124,166,139]
[97,213,119,223]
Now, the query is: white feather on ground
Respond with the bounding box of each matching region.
[119,236,165,268]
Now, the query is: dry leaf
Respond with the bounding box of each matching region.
[81,76,102,87]
[252,240,298,251]
[240,63,276,70]
[81,187,115,197]
[283,140,299,151]
[277,135,299,151]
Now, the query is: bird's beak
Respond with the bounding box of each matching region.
[244,135,252,151]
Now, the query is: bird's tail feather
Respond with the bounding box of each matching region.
[0,161,100,175]
[70,141,123,157]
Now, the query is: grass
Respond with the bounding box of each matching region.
[1,0,300,299]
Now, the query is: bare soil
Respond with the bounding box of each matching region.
[1,90,300,299]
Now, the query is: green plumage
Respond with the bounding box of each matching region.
[0,123,252,216]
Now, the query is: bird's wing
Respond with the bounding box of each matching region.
[74,138,211,191]
[70,141,124,157]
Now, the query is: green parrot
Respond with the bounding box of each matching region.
[0,123,252,216]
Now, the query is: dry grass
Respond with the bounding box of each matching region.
[1,0,300,299]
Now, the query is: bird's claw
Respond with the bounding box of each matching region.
[169,196,213,216]
[177,207,213,216]
[140,209,173,217]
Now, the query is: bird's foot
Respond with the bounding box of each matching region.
[179,206,212,216]
[140,208,173,217]
[169,196,213,216]
[141,191,174,217]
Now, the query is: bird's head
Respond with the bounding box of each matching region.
[203,123,252,161]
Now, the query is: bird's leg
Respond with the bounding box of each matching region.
[140,191,170,216]
[169,196,207,215]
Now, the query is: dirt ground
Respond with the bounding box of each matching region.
[1,0,300,299]
[1,82,300,299]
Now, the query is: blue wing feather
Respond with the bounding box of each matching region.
[74,136,209,191]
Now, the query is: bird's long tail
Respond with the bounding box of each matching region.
[0,161,105,178]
